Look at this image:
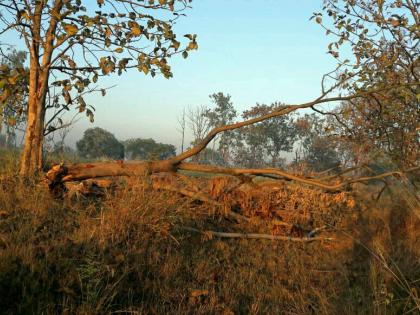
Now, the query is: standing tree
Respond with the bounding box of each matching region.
[76,127,124,160]
[186,104,211,163]
[204,92,237,165]
[0,0,196,175]
[187,105,211,144]
[294,114,341,172]
[234,103,297,168]
[177,107,186,153]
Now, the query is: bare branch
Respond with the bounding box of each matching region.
[178,226,334,242]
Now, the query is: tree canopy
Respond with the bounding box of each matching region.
[124,138,176,160]
[76,127,124,160]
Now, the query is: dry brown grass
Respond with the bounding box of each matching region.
[0,150,419,314]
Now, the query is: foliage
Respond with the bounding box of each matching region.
[314,0,419,167]
[0,134,5,147]
[0,0,196,125]
[294,114,341,172]
[233,103,297,168]
[204,92,237,165]
[51,143,75,155]
[76,127,124,160]
[0,50,28,146]
[124,138,176,160]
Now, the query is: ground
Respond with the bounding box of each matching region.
[0,150,419,314]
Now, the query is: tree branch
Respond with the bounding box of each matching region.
[178,226,334,242]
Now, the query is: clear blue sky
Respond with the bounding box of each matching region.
[62,0,336,148]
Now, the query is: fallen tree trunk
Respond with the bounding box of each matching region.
[45,160,174,194]
[46,160,175,182]
[46,160,420,194]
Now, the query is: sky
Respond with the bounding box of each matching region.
[6,0,339,149]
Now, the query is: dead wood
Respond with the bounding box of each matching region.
[64,178,117,198]
[178,163,420,192]
[46,159,419,197]
[179,226,334,242]
[151,176,249,223]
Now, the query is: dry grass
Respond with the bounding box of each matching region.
[0,150,419,314]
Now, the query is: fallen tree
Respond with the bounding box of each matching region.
[46,83,420,195]
[44,84,419,242]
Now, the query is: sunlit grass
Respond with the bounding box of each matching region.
[0,149,419,314]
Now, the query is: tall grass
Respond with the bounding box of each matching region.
[0,149,419,314]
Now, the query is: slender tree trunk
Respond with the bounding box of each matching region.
[19,96,45,176]
[181,108,185,153]
[19,65,48,175]
[19,1,59,176]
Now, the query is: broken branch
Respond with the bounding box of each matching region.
[179,226,334,242]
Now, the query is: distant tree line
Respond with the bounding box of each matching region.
[72,127,176,161]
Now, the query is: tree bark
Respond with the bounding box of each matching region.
[46,160,176,185]
[19,67,48,176]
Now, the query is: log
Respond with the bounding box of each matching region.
[46,160,175,183]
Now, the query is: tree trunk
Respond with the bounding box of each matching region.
[19,64,48,176]
[19,96,45,175]
[19,1,59,176]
